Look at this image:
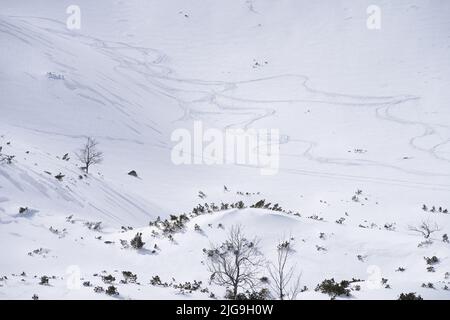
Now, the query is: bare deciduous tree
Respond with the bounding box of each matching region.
[408,221,441,239]
[76,137,103,173]
[205,225,264,299]
[267,239,302,300]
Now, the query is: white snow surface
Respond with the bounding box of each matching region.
[0,0,450,299]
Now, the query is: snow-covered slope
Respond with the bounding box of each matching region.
[1,0,450,299]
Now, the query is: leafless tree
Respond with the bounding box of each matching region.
[267,238,302,300]
[76,137,103,173]
[408,221,441,239]
[205,225,264,299]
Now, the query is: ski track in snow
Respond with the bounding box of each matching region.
[1,13,450,193]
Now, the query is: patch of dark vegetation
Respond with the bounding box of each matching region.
[39,276,49,285]
[84,221,102,231]
[150,275,169,287]
[424,256,439,265]
[94,286,104,293]
[398,292,423,300]
[121,271,137,284]
[102,274,115,284]
[226,288,270,300]
[0,148,15,164]
[422,204,448,214]
[315,278,353,299]
[105,285,119,296]
[173,280,202,294]
[421,282,435,289]
[130,232,145,249]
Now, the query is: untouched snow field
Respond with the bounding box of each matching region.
[0,0,450,299]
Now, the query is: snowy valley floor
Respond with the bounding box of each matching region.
[1,140,449,300]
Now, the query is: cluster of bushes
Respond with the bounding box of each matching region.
[422,204,448,214]
[315,278,354,299]
[121,271,137,284]
[149,214,190,236]
[192,201,245,215]
[308,214,324,221]
[236,191,260,196]
[421,282,435,289]
[384,223,396,231]
[250,199,283,211]
[173,280,203,294]
[225,288,270,300]
[424,256,439,265]
[146,198,289,241]
[149,275,209,296]
[27,248,50,257]
[150,275,169,287]
[0,148,15,164]
[93,285,118,296]
[144,196,306,244]
[335,217,345,224]
[398,292,423,300]
[102,274,116,284]
[84,221,102,231]
[48,226,67,238]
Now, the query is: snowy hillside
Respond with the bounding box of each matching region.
[1,0,450,300]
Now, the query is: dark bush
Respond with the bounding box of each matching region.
[39,276,49,285]
[424,256,439,265]
[105,285,119,296]
[122,271,137,283]
[398,292,423,300]
[130,232,145,249]
[315,278,351,299]
[226,288,270,300]
[102,275,116,283]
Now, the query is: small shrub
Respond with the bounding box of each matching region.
[173,280,202,293]
[398,292,423,300]
[94,286,104,293]
[102,275,115,283]
[130,232,145,249]
[105,285,119,296]
[421,282,434,289]
[39,276,49,285]
[424,256,439,265]
[122,271,137,283]
[150,275,169,287]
